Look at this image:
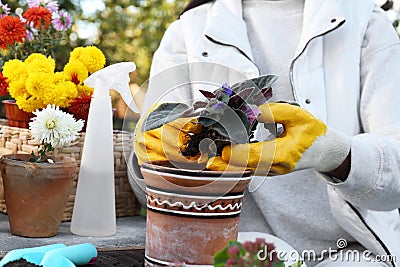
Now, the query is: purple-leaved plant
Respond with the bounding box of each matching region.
[142,75,277,158]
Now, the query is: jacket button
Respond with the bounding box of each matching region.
[331,18,336,23]
[305,99,311,104]
[202,52,209,57]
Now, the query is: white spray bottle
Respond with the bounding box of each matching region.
[70,62,137,236]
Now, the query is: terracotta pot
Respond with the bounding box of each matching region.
[2,100,34,129]
[0,154,76,237]
[140,162,252,266]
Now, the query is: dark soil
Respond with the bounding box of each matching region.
[2,250,145,267]
[3,259,41,267]
[182,127,229,157]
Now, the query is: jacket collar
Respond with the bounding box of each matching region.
[204,0,255,62]
[295,0,346,58]
[204,0,346,61]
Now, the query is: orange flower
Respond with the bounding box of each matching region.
[0,72,8,96]
[0,16,26,49]
[23,7,52,30]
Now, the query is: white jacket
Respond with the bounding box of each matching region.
[144,0,400,265]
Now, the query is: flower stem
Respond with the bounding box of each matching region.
[29,142,54,163]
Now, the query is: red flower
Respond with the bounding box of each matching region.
[67,93,92,121]
[0,16,26,49]
[0,72,9,96]
[23,7,52,30]
[71,73,80,85]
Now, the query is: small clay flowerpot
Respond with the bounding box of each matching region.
[2,100,34,129]
[140,162,251,266]
[0,154,76,238]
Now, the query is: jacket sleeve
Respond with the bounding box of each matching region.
[327,6,400,211]
[142,19,190,114]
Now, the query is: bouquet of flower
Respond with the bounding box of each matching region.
[0,0,71,67]
[0,1,106,119]
[0,45,105,113]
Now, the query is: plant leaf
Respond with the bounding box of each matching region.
[261,86,273,100]
[199,89,215,100]
[218,92,230,103]
[198,116,218,127]
[288,261,304,267]
[234,86,266,106]
[231,75,278,94]
[192,101,207,110]
[212,111,249,144]
[227,94,245,109]
[272,262,286,267]
[252,75,278,90]
[141,103,190,132]
[234,108,251,134]
[214,240,246,267]
[202,99,227,122]
[253,87,273,106]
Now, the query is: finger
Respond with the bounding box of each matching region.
[257,103,274,124]
[135,142,169,165]
[168,117,202,134]
[269,163,292,175]
[267,102,317,125]
[222,141,274,168]
[206,156,248,172]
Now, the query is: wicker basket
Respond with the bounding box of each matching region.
[0,124,140,221]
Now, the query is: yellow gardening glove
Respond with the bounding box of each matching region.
[208,102,350,175]
[135,116,202,167]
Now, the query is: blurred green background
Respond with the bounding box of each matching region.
[4,0,188,85]
[1,0,188,128]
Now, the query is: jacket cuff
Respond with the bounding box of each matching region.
[318,134,380,199]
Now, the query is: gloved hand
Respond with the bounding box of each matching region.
[207,102,351,175]
[135,116,202,166]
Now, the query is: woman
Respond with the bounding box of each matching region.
[140,0,400,266]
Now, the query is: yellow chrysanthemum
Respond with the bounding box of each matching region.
[15,94,45,113]
[47,80,78,107]
[25,53,46,63]
[54,72,68,83]
[63,60,88,85]
[70,46,106,73]
[2,59,28,82]
[25,72,55,101]
[69,47,84,60]
[7,80,28,99]
[25,53,56,74]
[77,84,94,96]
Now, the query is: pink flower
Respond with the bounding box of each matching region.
[26,29,35,41]
[227,245,240,256]
[52,10,71,31]
[28,0,59,13]
[0,1,10,19]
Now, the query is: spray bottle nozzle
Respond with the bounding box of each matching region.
[84,62,139,113]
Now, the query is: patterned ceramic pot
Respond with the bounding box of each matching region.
[140,162,252,266]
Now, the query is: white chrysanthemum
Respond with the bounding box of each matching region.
[29,104,84,148]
